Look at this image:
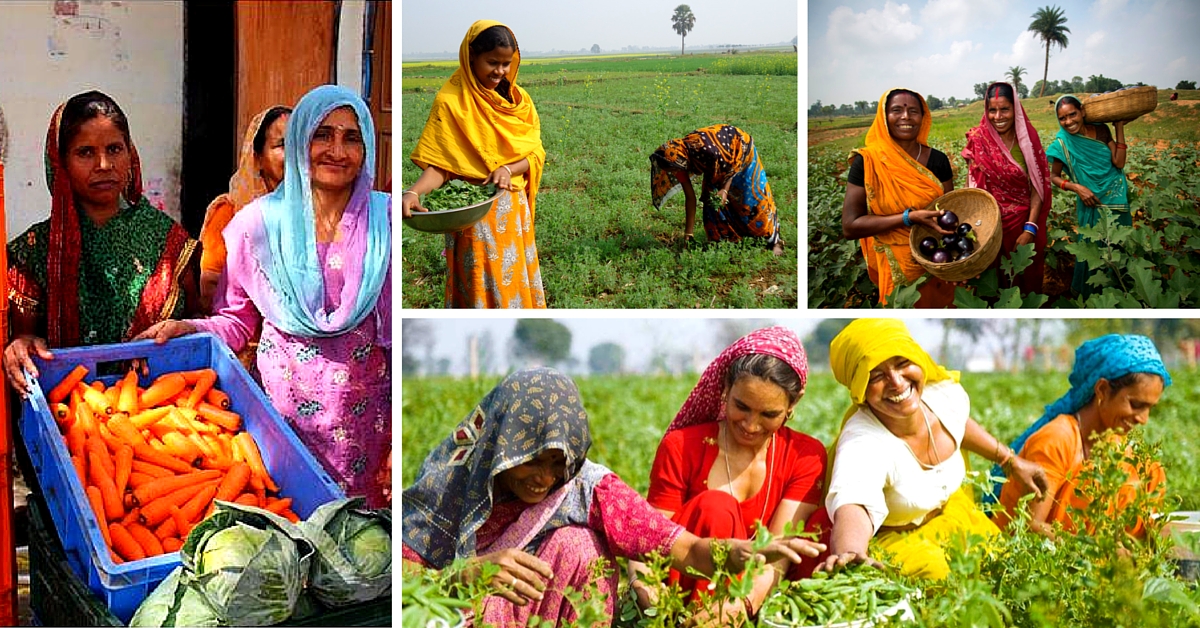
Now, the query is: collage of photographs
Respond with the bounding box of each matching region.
[0,1,1194,627]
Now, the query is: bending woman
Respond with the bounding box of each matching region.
[404,20,546,308]
[841,89,958,307]
[1046,95,1132,298]
[633,327,826,622]
[817,319,1046,579]
[401,368,826,627]
[991,334,1169,537]
[650,124,784,255]
[962,82,1052,294]
[4,91,199,394]
[138,85,392,507]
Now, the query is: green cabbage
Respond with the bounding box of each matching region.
[300,497,392,606]
[129,566,224,627]
[183,501,313,626]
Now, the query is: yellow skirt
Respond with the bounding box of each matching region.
[872,486,999,580]
[444,188,546,309]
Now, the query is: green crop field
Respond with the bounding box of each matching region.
[400,51,799,308]
[808,90,1200,309]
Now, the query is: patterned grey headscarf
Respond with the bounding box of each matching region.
[402,367,600,567]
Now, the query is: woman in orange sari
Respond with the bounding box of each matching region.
[403,20,546,308]
[841,89,956,307]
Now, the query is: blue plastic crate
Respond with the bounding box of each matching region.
[20,333,344,623]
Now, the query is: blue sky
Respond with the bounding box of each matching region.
[808,0,1200,106]
[401,0,798,57]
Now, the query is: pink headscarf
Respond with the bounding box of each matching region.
[668,326,809,433]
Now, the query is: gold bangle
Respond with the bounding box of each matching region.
[401,190,419,198]
[500,164,513,178]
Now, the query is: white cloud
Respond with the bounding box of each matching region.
[893,40,980,77]
[993,31,1043,66]
[1085,31,1107,50]
[1092,0,1129,18]
[826,1,922,52]
[919,0,1008,38]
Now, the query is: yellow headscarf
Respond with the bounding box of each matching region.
[852,89,945,303]
[830,318,958,408]
[410,20,546,216]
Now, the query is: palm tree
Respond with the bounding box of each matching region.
[1006,66,1027,93]
[671,5,695,56]
[1028,6,1071,98]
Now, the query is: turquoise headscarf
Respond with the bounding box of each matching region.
[985,334,1171,503]
[250,84,391,338]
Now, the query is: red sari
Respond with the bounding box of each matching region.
[962,82,1052,295]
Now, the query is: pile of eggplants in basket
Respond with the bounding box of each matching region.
[916,209,978,264]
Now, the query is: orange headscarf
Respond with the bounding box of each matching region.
[410,20,546,216]
[852,88,945,303]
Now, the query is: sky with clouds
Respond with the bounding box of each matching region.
[808,0,1200,106]
[401,0,798,57]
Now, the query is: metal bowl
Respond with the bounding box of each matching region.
[403,190,501,234]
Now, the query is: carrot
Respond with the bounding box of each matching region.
[204,388,231,410]
[85,485,113,548]
[66,422,88,459]
[89,450,124,520]
[72,454,88,487]
[148,439,172,457]
[233,432,277,492]
[48,365,90,405]
[197,403,242,432]
[79,382,113,415]
[255,483,266,508]
[74,400,98,437]
[95,423,125,456]
[162,432,202,466]
[185,430,217,460]
[52,402,72,426]
[128,471,156,489]
[234,493,259,506]
[264,497,293,515]
[178,483,218,527]
[114,444,134,496]
[127,522,165,557]
[162,537,183,553]
[104,385,121,414]
[178,368,217,385]
[140,482,213,526]
[128,406,173,430]
[201,457,233,471]
[109,523,146,561]
[139,373,187,410]
[132,443,196,474]
[107,415,148,448]
[117,370,141,415]
[214,462,252,503]
[279,509,300,523]
[86,436,115,479]
[91,380,106,391]
[183,369,217,409]
[121,507,142,527]
[155,515,179,541]
[131,459,175,479]
[133,469,222,506]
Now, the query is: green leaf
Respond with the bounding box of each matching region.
[1084,292,1120,308]
[971,268,1000,298]
[954,287,989,309]
[995,287,1024,309]
[1128,262,1163,307]
[999,243,1036,280]
[1065,240,1105,272]
[1022,292,1049,308]
[889,276,927,309]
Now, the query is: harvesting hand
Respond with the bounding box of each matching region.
[3,335,53,396]
[1074,185,1099,207]
[911,209,954,235]
[1015,230,1036,248]
[732,536,826,570]
[814,550,886,575]
[484,165,514,191]
[134,320,199,345]
[401,191,428,218]
[1007,455,1049,500]
[472,548,553,606]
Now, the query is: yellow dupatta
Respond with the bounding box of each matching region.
[410,20,546,217]
[852,89,945,302]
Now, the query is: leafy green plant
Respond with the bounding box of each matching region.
[419,180,498,211]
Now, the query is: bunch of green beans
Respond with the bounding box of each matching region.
[758,566,914,627]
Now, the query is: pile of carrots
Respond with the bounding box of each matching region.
[46,364,298,565]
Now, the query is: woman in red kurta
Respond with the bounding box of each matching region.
[632,327,826,624]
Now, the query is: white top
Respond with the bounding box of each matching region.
[825,380,970,533]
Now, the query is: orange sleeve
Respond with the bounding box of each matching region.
[198,199,235,275]
[997,415,1081,529]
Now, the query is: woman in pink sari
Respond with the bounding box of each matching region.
[401,368,826,628]
[962,82,1052,294]
[138,85,391,507]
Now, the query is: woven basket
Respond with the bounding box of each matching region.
[908,188,1002,283]
[1083,86,1158,123]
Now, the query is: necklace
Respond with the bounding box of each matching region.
[913,144,924,163]
[900,404,943,469]
[1003,133,1018,152]
[722,423,774,525]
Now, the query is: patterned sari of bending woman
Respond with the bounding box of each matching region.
[408,20,546,308]
[990,334,1170,538]
[5,92,197,363]
[651,124,781,250]
[1045,95,1131,297]
[962,82,1052,295]
[844,89,956,307]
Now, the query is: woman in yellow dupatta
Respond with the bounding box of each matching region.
[841,89,956,307]
[814,319,1046,580]
[403,20,547,308]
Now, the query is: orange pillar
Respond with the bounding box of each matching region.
[0,161,15,626]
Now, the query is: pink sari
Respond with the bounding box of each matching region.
[962,82,1052,294]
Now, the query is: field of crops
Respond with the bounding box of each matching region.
[402,368,1200,627]
[400,52,798,308]
[807,90,1200,309]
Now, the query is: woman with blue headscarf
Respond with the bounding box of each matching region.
[139,85,392,507]
[991,334,1170,537]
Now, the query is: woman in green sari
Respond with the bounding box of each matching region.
[1045,95,1131,297]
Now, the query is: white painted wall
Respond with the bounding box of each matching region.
[0,1,184,235]
[337,0,367,97]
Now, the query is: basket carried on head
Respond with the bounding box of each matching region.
[908,188,1001,283]
[1083,85,1158,123]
